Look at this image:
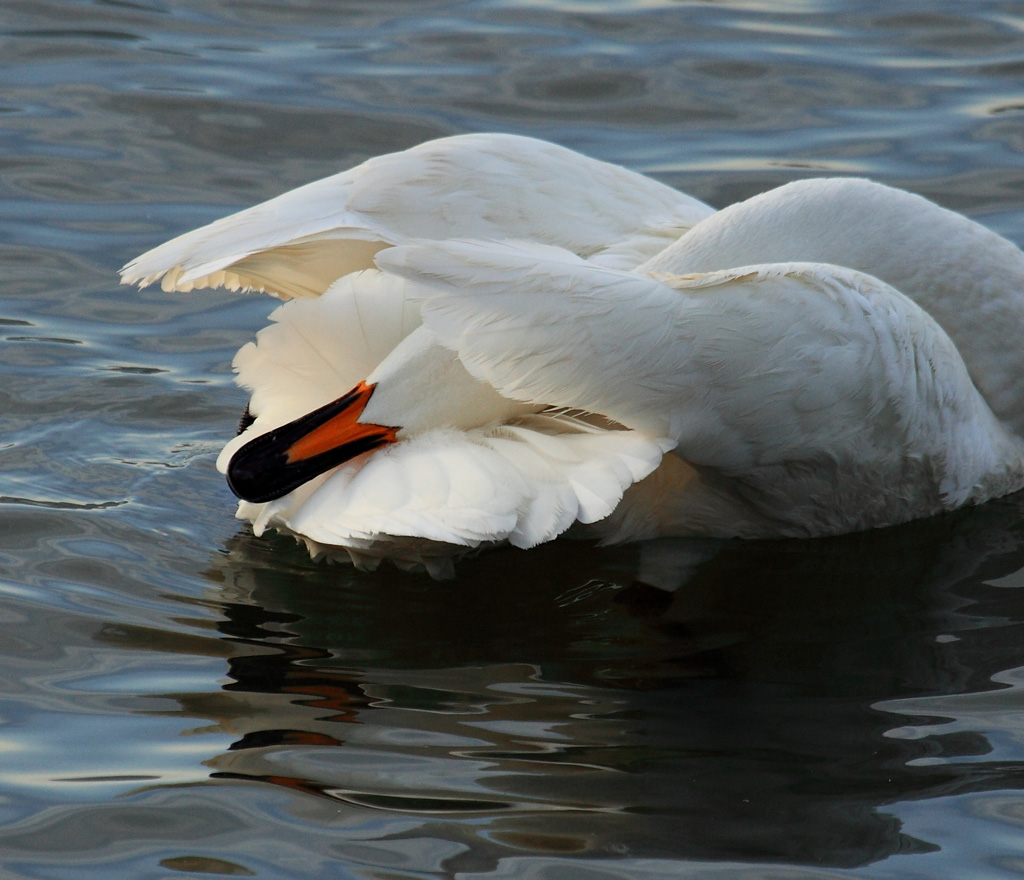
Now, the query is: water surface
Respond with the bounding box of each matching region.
[4,1,1024,878]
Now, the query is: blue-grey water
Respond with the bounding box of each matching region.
[4,1,1024,878]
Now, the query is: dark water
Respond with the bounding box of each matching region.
[4,1,1024,877]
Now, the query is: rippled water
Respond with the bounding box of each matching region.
[4,1,1024,878]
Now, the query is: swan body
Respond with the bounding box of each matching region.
[122,134,1024,575]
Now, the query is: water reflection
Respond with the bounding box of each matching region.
[80,496,1024,872]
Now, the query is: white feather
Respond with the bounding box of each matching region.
[382,240,1024,538]
[215,268,421,472]
[641,177,1024,433]
[120,133,713,299]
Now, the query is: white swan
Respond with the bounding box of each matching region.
[122,134,1024,576]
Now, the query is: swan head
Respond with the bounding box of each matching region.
[225,326,530,503]
[225,379,399,503]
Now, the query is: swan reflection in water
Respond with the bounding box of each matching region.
[88,494,1024,874]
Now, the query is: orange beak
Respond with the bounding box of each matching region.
[227,381,398,503]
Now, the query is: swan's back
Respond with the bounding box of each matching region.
[642,177,1024,433]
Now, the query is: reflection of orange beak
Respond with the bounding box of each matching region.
[227,381,398,503]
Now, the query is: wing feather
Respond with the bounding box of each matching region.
[379,240,1014,487]
[120,133,713,299]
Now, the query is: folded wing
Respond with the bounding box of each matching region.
[380,241,1019,514]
